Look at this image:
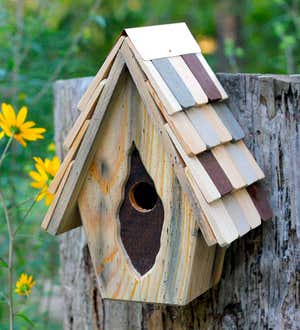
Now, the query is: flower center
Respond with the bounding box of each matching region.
[20,283,30,294]
[47,174,54,187]
[11,126,21,134]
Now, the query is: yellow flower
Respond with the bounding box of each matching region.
[15,273,36,296]
[29,156,60,206]
[0,103,46,147]
[198,36,218,55]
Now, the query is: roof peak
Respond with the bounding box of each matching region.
[123,22,200,60]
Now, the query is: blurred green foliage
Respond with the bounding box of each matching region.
[0,0,299,328]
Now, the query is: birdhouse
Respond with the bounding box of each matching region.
[42,23,273,306]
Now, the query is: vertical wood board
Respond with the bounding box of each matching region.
[78,74,218,305]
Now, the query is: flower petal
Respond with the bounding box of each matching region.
[16,106,28,126]
[2,103,16,126]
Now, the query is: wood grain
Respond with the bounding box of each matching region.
[152,58,195,108]
[143,60,182,115]
[200,104,232,143]
[182,53,222,101]
[233,189,261,229]
[197,151,233,196]
[63,79,106,150]
[238,140,265,180]
[185,107,220,148]
[57,73,294,330]
[212,144,246,190]
[222,193,250,236]
[77,74,219,305]
[119,147,164,275]
[226,142,258,185]
[46,53,126,235]
[143,80,207,156]
[41,161,74,231]
[213,102,245,141]
[196,53,228,100]
[185,167,239,246]
[247,183,273,221]
[77,36,125,111]
[167,111,207,155]
[49,120,90,194]
[125,23,200,60]
[169,56,208,105]
[165,124,221,203]
[121,39,217,245]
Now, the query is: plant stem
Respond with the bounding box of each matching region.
[14,195,38,236]
[0,136,14,168]
[0,190,14,330]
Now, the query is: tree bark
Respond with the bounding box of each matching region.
[54,74,300,330]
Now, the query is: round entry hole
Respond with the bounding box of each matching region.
[129,182,158,212]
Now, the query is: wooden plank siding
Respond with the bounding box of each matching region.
[213,103,245,141]
[247,183,273,221]
[197,151,233,196]
[152,58,195,108]
[185,107,221,148]
[168,56,208,105]
[182,53,222,101]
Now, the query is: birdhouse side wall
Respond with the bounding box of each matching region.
[78,70,220,305]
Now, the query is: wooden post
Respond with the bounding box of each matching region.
[54,74,300,329]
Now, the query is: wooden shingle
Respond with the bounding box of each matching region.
[42,22,272,248]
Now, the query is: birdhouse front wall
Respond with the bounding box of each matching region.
[77,69,220,305]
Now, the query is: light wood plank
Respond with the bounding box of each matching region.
[200,104,232,143]
[237,140,265,180]
[196,53,228,100]
[143,78,206,155]
[165,124,221,203]
[197,151,233,196]
[185,107,220,148]
[182,54,221,101]
[168,56,208,105]
[143,60,182,115]
[125,23,200,60]
[222,194,251,236]
[46,53,126,235]
[41,161,74,231]
[212,103,245,141]
[77,36,125,111]
[226,142,258,185]
[169,111,207,155]
[63,80,106,150]
[152,58,195,108]
[233,189,261,229]
[212,144,246,190]
[126,37,182,115]
[49,120,90,194]
[185,167,239,246]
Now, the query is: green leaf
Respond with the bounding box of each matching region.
[0,257,8,268]
[16,313,35,328]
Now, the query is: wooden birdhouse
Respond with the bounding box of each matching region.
[42,23,273,306]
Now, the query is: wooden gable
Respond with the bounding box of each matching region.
[42,23,272,247]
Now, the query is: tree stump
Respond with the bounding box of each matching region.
[54,74,300,329]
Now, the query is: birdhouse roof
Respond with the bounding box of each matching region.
[41,23,272,246]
